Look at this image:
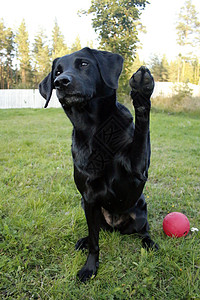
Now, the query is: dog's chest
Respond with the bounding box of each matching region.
[71,135,112,175]
[72,134,141,210]
[71,118,133,175]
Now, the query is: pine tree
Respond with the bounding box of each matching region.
[176,0,200,81]
[160,55,169,82]
[131,53,144,74]
[70,35,82,53]
[86,40,94,49]
[51,20,69,59]
[192,57,200,84]
[33,30,51,87]
[4,27,15,88]
[0,19,6,88]
[15,19,32,88]
[0,19,15,88]
[168,60,179,82]
[149,54,169,82]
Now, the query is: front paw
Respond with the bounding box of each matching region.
[129,66,154,109]
[77,264,98,282]
[77,254,99,282]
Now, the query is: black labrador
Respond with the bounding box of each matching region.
[39,47,158,282]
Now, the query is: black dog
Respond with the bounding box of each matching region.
[39,47,158,282]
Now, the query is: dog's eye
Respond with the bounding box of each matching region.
[55,70,62,77]
[80,61,88,67]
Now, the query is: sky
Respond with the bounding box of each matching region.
[1,0,200,62]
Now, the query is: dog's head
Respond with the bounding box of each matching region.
[39,47,123,108]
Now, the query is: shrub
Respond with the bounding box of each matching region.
[172,82,193,105]
[151,95,200,113]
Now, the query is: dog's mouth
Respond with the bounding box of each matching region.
[57,92,89,108]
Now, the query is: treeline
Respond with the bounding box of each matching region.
[1,0,200,92]
[132,0,200,86]
[0,19,93,89]
[146,54,200,85]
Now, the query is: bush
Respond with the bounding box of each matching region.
[151,82,200,113]
[151,95,200,113]
[172,82,193,105]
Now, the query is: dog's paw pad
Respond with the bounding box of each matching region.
[129,66,154,99]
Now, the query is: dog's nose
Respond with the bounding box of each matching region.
[54,75,72,89]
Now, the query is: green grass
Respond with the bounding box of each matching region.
[0,108,200,299]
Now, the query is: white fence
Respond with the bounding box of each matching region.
[152,82,200,98]
[0,82,200,109]
[0,89,60,109]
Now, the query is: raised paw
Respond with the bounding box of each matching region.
[75,236,89,251]
[129,66,154,108]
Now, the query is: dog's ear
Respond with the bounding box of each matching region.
[88,48,124,90]
[39,58,59,108]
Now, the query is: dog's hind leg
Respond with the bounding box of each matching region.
[75,199,112,252]
[119,194,158,250]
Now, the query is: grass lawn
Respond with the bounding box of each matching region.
[0,107,200,299]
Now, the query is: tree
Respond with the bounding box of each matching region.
[149,54,169,82]
[0,19,7,88]
[33,30,51,87]
[51,20,69,59]
[176,0,200,80]
[168,59,179,82]
[192,57,200,84]
[86,40,94,49]
[80,0,149,94]
[0,19,15,88]
[176,0,200,48]
[131,53,144,73]
[15,19,32,88]
[4,27,15,88]
[70,35,82,53]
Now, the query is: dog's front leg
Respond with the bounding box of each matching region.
[129,67,158,250]
[77,200,101,282]
[129,66,154,182]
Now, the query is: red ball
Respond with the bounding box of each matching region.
[163,212,190,238]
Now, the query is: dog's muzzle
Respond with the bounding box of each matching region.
[58,94,87,108]
[54,75,87,107]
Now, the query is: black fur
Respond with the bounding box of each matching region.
[39,47,158,282]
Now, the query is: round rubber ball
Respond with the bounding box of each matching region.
[163,212,190,237]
